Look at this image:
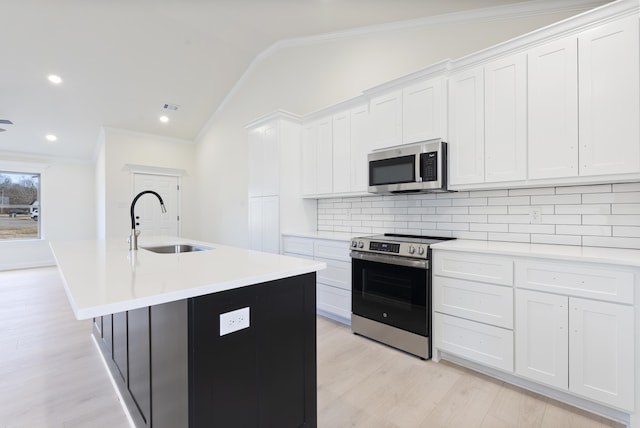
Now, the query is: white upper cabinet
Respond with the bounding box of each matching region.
[402,77,446,144]
[448,67,485,186]
[369,89,403,151]
[349,104,369,193]
[528,37,579,179]
[484,53,527,183]
[578,16,640,176]
[316,117,333,194]
[332,111,351,194]
[301,121,318,196]
[302,116,333,195]
[248,121,279,197]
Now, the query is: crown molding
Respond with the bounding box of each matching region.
[244,110,301,129]
[197,0,611,142]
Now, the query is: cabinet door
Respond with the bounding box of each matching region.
[247,128,263,198]
[579,17,640,176]
[484,53,527,183]
[316,117,333,194]
[112,311,128,383]
[350,104,369,193]
[569,297,634,411]
[248,196,280,254]
[528,37,578,179]
[515,290,568,390]
[332,110,351,194]
[369,89,402,151]
[403,77,444,144]
[128,307,151,425]
[301,122,318,195]
[448,67,485,185]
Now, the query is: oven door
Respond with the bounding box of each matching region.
[351,252,430,336]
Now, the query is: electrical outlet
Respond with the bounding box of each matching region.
[219,307,250,336]
[529,207,542,224]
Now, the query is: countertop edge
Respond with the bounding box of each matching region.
[431,239,640,268]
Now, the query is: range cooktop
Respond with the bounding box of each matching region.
[350,233,455,259]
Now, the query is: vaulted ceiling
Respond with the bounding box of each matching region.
[0,0,605,160]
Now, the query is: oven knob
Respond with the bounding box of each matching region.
[358,241,364,248]
[351,241,357,248]
[408,245,416,254]
[417,246,425,255]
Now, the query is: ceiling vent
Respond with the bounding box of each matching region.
[163,103,179,111]
[0,119,13,132]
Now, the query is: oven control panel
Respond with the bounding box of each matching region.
[351,239,428,259]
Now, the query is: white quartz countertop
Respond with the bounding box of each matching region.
[431,239,640,267]
[50,237,326,320]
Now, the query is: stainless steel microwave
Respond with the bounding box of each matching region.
[368,139,448,194]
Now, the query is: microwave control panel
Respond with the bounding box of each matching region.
[421,152,438,182]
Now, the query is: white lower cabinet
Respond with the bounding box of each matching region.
[434,247,637,416]
[516,289,634,411]
[282,235,351,323]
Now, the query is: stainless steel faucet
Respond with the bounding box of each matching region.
[129,190,167,251]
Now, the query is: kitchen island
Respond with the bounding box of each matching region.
[51,237,326,428]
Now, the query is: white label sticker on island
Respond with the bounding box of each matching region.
[219,307,251,336]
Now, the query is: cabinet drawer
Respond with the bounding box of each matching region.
[316,257,351,291]
[515,260,634,304]
[434,313,514,372]
[317,283,351,320]
[434,276,513,329]
[434,251,513,286]
[314,239,351,262]
[282,236,314,256]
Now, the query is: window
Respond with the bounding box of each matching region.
[0,171,40,240]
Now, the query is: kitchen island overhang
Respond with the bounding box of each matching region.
[51,237,326,428]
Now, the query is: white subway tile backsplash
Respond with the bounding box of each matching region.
[582,236,640,249]
[436,206,468,215]
[469,206,508,215]
[315,183,640,249]
[509,224,555,234]
[488,196,530,206]
[509,187,555,196]
[612,204,640,214]
[582,192,640,204]
[612,182,640,192]
[555,204,610,214]
[531,194,581,205]
[488,232,530,243]
[614,226,640,237]
[556,225,611,236]
[531,234,582,245]
[556,184,611,194]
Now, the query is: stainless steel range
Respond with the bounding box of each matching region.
[350,233,455,359]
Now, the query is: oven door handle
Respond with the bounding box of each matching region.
[350,251,429,270]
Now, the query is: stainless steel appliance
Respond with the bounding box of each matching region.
[350,233,454,359]
[368,138,448,194]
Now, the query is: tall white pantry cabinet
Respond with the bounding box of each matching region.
[246,112,316,253]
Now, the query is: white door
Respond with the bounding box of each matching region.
[448,67,485,186]
[332,110,351,194]
[133,174,179,238]
[515,289,568,390]
[402,77,444,144]
[528,37,578,179]
[578,16,640,176]
[350,103,369,193]
[369,89,402,151]
[301,121,318,196]
[316,116,333,195]
[569,297,634,411]
[484,52,527,183]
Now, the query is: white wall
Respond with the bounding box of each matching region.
[0,154,96,270]
[102,128,198,241]
[195,6,601,248]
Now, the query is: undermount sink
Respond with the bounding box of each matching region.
[142,244,213,254]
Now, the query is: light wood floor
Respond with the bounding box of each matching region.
[0,267,624,428]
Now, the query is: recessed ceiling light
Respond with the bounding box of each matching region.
[159,115,169,123]
[48,75,63,84]
[45,134,57,142]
